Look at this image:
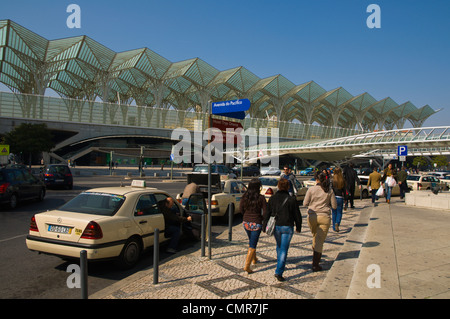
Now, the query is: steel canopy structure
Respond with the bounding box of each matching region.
[0,19,440,132]
[242,127,450,162]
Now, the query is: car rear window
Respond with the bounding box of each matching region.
[259,178,278,186]
[193,165,208,172]
[59,192,125,216]
[48,166,70,174]
[407,176,420,181]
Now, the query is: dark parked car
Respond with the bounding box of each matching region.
[192,164,237,179]
[44,164,73,189]
[232,165,261,177]
[0,167,46,209]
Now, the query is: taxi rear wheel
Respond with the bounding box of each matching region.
[117,237,142,269]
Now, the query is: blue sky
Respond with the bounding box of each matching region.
[1,0,449,127]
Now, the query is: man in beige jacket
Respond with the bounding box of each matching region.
[367,168,382,206]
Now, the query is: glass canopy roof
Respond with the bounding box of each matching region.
[0,19,440,130]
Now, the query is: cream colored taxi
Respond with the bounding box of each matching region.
[177,175,247,222]
[26,181,188,268]
[259,176,308,204]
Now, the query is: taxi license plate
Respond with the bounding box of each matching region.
[48,225,72,234]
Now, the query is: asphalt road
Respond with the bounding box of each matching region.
[0,169,310,299]
[0,174,218,299]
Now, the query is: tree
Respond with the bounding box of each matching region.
[3,123,55,167]
[412,156,428,170]
[432,155,448,169]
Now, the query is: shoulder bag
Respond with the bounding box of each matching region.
[265,196,289,236]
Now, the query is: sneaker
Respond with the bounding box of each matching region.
[274,274,285,282]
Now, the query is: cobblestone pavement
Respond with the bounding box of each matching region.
[96,206,364,299]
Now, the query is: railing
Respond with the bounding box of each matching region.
[0,91,363,140]
[248,127,450,153]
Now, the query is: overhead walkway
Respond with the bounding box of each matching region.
[240,127,450,161]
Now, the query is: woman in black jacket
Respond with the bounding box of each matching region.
[262,178,302,281]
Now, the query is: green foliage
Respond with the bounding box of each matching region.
[412,156,428,168]
[432,155,448,168]
[3,123,55,164]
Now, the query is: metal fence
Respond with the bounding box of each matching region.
[0,91,363,141]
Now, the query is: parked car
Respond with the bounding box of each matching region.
[260,166,281,176]
[357,175,400,198]
[44,164,73,189]
[304,177,317,187]
[406,174,448,191]
[439,175,450,188]
[0,166,46,209]
[176,173,246,221]
[259,176,307,204]
[26,180,201,268]
[355,168,372,176]
[232,165,260,177]
[192,164,237,179]
[299,167,314,176]
[429,172,448,179]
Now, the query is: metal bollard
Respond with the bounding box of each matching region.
[80,250,88,299]
[201,213,206,257]
[228,203,234,241]
[153,228,159,284]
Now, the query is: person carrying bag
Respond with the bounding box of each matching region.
[263,179,302,282]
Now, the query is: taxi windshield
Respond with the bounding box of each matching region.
[59,192,125,216]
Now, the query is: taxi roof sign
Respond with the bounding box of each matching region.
[131,180,146,188]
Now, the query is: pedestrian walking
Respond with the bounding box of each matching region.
[239,178,267,274]
[397,166,408,199]
[331,167,346,232]
[304,171,337,272]
[367,167,382,206]
[280,165,298,196]
[343,163,361,209]
[262,178,302,281]
[382,163,397,204]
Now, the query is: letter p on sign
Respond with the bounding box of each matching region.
[398,146,407,157]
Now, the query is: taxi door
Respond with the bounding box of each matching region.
[133,193,165,249]
[230,181,246,213]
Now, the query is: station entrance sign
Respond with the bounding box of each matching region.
[212,99,250,120]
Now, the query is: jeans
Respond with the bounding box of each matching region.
[331,197,344,230]
[165,224,181,250]
[244,226,262,249]
[273,226,294,276]
[385,183,393,200]
[371,189,379,203]
[399,182,407,199]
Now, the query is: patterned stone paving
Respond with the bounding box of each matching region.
[100,208,363,299]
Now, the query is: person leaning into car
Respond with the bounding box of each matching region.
[159,197,192,254]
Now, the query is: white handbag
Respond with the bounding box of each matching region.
[386,176,397,187]
[376,186,384,197]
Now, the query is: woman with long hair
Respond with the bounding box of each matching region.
[262,178,302,281]
[304,171,337,271]
[239,178,267,274]
[331,167,346,232]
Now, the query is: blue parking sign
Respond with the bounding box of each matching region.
[397,145,408,156]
